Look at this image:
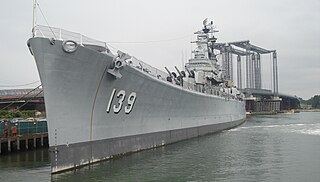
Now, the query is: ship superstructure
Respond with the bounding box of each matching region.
[187,19,222,85]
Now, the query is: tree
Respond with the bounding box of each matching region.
[311,95,320,109]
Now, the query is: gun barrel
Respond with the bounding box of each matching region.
[174,66,182,76]
[165,67,172,77]
[185,66,191,75]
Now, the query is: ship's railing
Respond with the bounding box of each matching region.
[128,57,169,82]
[127,57,240,100]
[182,81,237,99]
[33,25,240,100]
[33,25,107,49]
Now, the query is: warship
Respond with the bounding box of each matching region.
[27,19,246,173]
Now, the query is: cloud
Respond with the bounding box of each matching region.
[0,0,319,99]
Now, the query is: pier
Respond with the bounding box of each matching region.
[0,120,48,154]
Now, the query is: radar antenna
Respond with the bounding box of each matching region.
[202,18,219,35]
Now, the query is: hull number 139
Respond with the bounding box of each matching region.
[106,89,137,114]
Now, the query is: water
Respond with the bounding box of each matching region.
[1,112,319,182]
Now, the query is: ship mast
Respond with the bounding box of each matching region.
[185,19,223,86]
[32,0,37,37]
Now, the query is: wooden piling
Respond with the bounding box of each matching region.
[8,138,11,152]
[1,133,48,154]
[17,137,20,151]
[25,138,28,150]
[41,134,44,147]
[33,137,36,148]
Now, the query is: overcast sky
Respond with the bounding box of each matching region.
[0,0,319,99]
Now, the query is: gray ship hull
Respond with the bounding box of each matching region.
[28,37,246,173]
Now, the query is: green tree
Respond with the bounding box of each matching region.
[311,95,320,109]
[0,110,38,119]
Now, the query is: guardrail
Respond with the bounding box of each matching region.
[33,25,107,48]
[128,57,169,82]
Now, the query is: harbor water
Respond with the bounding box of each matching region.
[0,112,319,181]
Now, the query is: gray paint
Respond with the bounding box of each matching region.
[50,118,245,173]
[2,0,320,100]
[28,37,246,173]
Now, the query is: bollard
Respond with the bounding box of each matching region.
[26,139,28,149]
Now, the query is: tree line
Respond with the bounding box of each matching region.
[300,95,320,109]
[0,110,39,119]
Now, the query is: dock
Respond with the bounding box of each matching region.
[0,120,48,154]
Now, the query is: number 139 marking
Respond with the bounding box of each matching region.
[106,89,137,114]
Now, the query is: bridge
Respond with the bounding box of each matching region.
[214,40,299,113]
[0,88,45,112]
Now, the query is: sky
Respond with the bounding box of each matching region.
[0,0,319,99]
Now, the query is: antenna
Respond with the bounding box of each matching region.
[33,0,57,39]
[203,18,208,26]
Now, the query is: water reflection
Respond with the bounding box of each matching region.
[1,112,320,182]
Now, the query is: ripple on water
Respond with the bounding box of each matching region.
[229,123,320,136]
[1,112,320,182]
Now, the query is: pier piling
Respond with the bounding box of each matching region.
[8,138,11,152]
[25,139,29,150]
[17,137,20,150]
[0,134,48,154]
[33,137,36,148]
[41,135,44,147]
[1,120,48,154]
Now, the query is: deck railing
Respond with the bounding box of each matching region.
[32,25,240,100]
[33,25,107,49]
[128,57,169,82]
[127,57,238,99]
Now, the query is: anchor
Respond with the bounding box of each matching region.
[107,50,131,78]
